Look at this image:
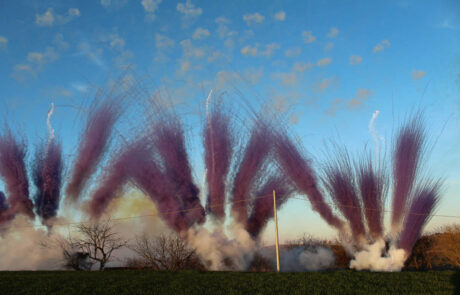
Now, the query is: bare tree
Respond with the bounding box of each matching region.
[131,233,204,271]
[71,219,128,271]
[432,224,460,268]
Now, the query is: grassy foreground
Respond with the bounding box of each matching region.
[0,270,458,295]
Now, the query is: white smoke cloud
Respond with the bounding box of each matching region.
[47,102,55,142]
[368,110,385,161]
[186,222,255,270]
[350,239,407,272]
[260,246,335,272]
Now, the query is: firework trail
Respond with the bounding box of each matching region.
[152,114,205,226]
[391,116,425,232]
[322,150,366,244]
[231,122,272,225]
[245,173,295,238]
[273,132,344,232]
[66,98,122,201]
[397,181,440,254]
[32,139,64,225]
[0,129,34,219]
[204,97,234,219]
[356,154,387,240]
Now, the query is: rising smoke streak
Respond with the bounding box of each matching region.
[397,181,440,254]
[152,114,205,226]
[231,122,272,225]
[66,98,122,201]
[0,191,11,225]
[322,150,366,244]
[273,132,344,232]
[245,173,295,238]
[32,139,64,225]
[204,99,234,219]
[391,116,426,232]
[356,154,387,240]
[0,129,34,219]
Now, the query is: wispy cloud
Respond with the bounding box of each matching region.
[35,8,80,26]
[327,27,339,38]
[317,57,332,67]
[285,47,301,58]
[241,43,280,57]
[177,0,202,17]
[347,88,373,108]
[0,36,8,51]
[350,55,362,65]
[324,42,334,51]
[141,0,162,22]
[274,11,286,21]
[373,39,390,53]
[243,12,265,25]
[192,27,210,40]
[411,70,426,80]
[12,47,60,81]
[302,31,316,43]
[155,33,175,49]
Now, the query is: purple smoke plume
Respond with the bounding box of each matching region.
[231,122,272,225]
[391,116,425,230]
[397,181,440,254]
[87,138,152,219]
[0,191,11,225]
[0,130,34,219]
[204,103,234,219]
[131,157,189,233]
[273,132,344,232]
[322,151,366,243]
[152,115,205,226]
[356,155,387,240]
[245,174,294,238]
[66,98,122,201]
[32,139,64,224]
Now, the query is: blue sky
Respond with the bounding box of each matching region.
[0,0,459,241]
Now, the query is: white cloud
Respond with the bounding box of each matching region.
[411,70,426,80]
[244,67,264,84]
[285,47,301,58]
[348,88,373,108]
[243,12,265,25]
[101,0,128,9]
[180,39,205,58]
[12,64,36,81]
[324,42,334,51]
[0,36,8,50]
[373,39,390,53]
[293,62,314,72]
[52,33,69,50]
[35,8,80,26]
[325,98,342,116]
[35,9,55,26]
[302,31,316,43]
[241,43,280,57]
[179,60,191,74]
[274,11,285,21]
[350,55,362,65]
[315,77,337,92]
[177,0,202,18]
[327,27,339,38]
[155,34,175,49]
[317,57,332,67]
[12,47,59,81]
[27,47,59,65]
[272,72,297,86]
[142,0,162,21]
[192,27,210,40]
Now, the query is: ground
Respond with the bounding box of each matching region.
[0,270,458,294]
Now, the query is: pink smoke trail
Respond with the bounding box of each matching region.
[0,129,34,219]
[66,98,122,201]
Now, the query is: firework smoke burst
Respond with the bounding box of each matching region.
[391,116,426,233]
[204,97,234,220]
[66,98,122,201]
[231,122,272,225]
[32,139,64,226]
[152,114,205,227]
[274,131,345,232]
[322,150,366,244]
[0,129,34,219]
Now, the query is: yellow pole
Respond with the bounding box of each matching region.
[273,190,280,272]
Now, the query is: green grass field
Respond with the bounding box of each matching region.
[0,270,458,295]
